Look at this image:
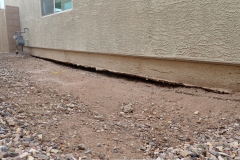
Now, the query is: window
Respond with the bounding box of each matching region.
[0,0,5,9]
[41,0,72,16]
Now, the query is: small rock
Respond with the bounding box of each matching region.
[122,104,134,113]
[38,134,42,140]
[140,146,146,151]
[51,149,59,153]
[94,115,105,121]
[0,151,7,158]
[219,152,229,157]
[0,146,9,152]
[29,148,38,156]
[209,150,219,157]
[16,128,21,134]
[36,153,49,160]
[84,150,92,154]
[13,134,20,142]
[119,112,125,116]
[194,111,199,115]
[46,147,52,153]
[6,118,16,126]
[98,153,105,160]
[77,144,86,150]
[65,154,77,160]
[7,152,19,157]
[19,152,29,159]
[27,156,34,160]
[97,143,101,147]
[216,146,223,152]
[0,119,5,125]
[180,150,192,157]
[230,142,238,148]
[190,153,199,158]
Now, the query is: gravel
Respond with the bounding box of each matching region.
[0,52,239,159]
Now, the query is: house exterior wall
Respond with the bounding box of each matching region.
[19,0,240,92]
[4,0,19,7]
[19,0,240,64]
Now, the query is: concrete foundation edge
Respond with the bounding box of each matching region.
[24,47,240,93]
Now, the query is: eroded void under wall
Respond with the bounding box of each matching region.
[25,47,240,93]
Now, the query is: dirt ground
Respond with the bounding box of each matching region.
[0,52,240,159]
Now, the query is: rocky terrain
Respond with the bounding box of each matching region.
[0,52,239,159]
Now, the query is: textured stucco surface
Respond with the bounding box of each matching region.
[19,0,240,63]
[4,0,19,7]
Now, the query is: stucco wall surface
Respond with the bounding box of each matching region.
[4,0,19,7]
[19,0,240,63]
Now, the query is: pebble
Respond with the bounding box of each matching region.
[19,152,29,159]
[194,111,199,115]
[7,152,19,157]
[77,144,86,150]
[180,150,192,157]
[27,156,34,160]
[65,154,77,160]
[6,118,16,126]
[15,128,21,134]
[84,150,92,154]
[36,153,49,160]
[230,142,239,148]
[0,146,9,152]
[119,112,125,116]
[98,153,105,160]
[122,104,134,113]
[38,134,43,140]
[50,149,59,153]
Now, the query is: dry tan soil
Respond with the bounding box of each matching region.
[0,52,240,159]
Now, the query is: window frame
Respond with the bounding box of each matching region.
[40,0,73,17]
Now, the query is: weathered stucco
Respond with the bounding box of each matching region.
[19,0,240,63]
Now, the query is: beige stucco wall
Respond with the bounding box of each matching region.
[19,0,240,64]
[4,0,19,7]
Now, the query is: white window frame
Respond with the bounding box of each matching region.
[40,0,73,17]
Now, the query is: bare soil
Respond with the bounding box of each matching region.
[0,52,239,159]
